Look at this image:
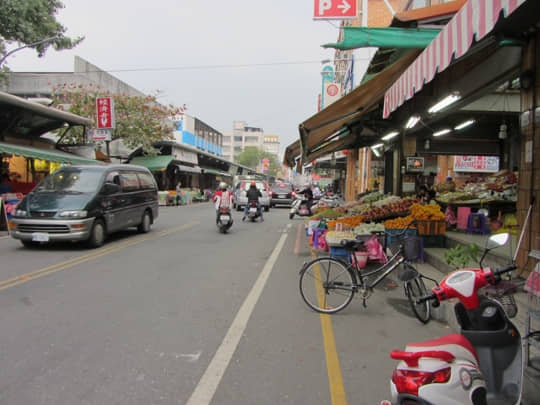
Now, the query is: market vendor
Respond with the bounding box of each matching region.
[437,176,456,193]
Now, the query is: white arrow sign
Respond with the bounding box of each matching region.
[337,0,351,14]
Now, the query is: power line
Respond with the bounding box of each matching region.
[94,59,333,74]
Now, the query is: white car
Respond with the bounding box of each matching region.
[233,180,270,212]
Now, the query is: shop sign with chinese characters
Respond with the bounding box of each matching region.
[454,156,499,173]
[96,97,115,129]
[89,129,112,142]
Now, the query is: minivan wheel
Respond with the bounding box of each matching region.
[87,219,106,248]
[138,211,152,233]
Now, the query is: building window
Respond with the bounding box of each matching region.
[245,136,259,143]
[234,136,243,142]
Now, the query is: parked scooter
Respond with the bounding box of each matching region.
[216,207,233,233]
[289,197,311,220]
[247,201,262,222]
[388,233,522,405]
[319,193,344,208]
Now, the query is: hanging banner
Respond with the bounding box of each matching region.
[454,156,500,173]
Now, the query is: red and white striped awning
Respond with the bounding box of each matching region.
[383,0,527,118]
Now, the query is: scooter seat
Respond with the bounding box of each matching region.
[405,333,479,364]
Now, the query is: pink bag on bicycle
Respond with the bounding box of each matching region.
[365,234,387,264]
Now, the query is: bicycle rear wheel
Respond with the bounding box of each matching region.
[405,275,431,323]
[299,257,356,314]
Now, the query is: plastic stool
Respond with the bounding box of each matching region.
[467,213,490,235]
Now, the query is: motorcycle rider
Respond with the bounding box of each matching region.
[242,181,263,222]
[298,184,314,215]
[213,182,234,223]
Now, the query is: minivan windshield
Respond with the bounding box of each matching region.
[34,168,104,193]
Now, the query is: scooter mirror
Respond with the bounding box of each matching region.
[486,233,509,250]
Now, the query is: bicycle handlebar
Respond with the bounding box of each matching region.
[416,293,436,305]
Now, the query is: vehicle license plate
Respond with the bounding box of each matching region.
[278,195,286,198]
[249,207,257,213]
[32,232,49,242]
[220,215,229,222]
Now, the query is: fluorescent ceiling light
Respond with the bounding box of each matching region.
[381,131,399,141]
[405,115,420,129]
[433,128,452,137]
[371,147,382,157]
[371,143,384,149]
[428,93,461,114]
[454,119,475,130]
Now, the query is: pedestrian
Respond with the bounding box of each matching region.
[175,181,183,206]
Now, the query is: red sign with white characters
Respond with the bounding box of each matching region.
[96,97,115,129]
[313,0,357,20]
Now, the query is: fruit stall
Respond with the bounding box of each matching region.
[435,170,518,234]
[306,192,449,264]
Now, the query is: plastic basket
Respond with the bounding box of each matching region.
[329,246,350,263]
[482,281,518,318]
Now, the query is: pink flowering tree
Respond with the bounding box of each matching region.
[51,83,186,154]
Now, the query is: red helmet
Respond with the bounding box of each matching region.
[250,181,256,186]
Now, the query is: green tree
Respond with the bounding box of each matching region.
[0,0,83,72]
[236,146,279,176]
[51,83,186,154]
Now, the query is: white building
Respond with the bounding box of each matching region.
[222,120,264,162]
[263,135,279,156]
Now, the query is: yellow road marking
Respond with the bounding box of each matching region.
[312,249,348,405]
[0,222,198,291]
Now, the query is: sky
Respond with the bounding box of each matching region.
[6,0,342,158]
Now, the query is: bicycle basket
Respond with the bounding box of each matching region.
[397,264,419,282]
[482,280,518,318]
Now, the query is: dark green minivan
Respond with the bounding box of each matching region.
[11,164,159,248]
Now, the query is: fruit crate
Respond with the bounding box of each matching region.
[416,220,446,235]
[421,234,446,248]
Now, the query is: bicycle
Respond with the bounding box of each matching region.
[298,224,436,323]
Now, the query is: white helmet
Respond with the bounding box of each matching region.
[219,181,227,190]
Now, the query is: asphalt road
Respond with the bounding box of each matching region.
[0,203,450,405]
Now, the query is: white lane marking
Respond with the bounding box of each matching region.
[186,230,289,405]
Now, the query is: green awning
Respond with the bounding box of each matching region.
[130,155,174,171]
[0,142,100,164]
[322,27,441,50]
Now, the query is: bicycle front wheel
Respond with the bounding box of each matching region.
[299,257,356,314]
[405,276,431,324]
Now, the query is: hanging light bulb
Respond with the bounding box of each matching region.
[424,139,431,150]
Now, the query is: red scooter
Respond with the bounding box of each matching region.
[388,233,522,405]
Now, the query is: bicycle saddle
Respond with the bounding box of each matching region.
[340,239,365,251]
